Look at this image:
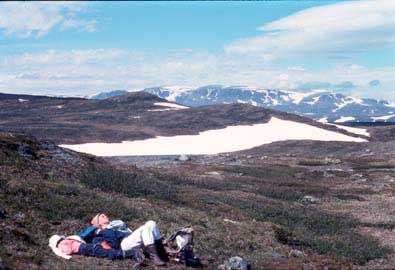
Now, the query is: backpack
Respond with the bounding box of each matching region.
[165,227,202,267]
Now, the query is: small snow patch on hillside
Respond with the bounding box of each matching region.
[18,98,29,103]
[318,117,328,123]
[372,114,395,121]
[154,102,189,109]
[334,116,355,123]
[329,124,370,137]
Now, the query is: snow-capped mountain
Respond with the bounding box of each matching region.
[89,89,129,99]
[91,85,395,123]
[143,85,395,123]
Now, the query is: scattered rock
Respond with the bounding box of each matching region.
[206,171,222,176]
[223,218,240,225]
[246,155,253,159]
[18,143,37,159]
[15,211,25,219]
[324,157,341,164]
[350,174,368,182]
[178,154,191,162]
[271,253,286,259]
[40,143,55,150]
[351,174,364,179]
[323,171,334,178]
[260,156,268,160]
[384,175,395,182]
[301,195,320,204]
[218,256,251,270]
[289,249,306,258]
[302,263,316,270]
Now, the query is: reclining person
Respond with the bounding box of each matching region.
[89,213,168,266]
[48,234,144,265]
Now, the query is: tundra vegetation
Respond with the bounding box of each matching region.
[1,132,395,270]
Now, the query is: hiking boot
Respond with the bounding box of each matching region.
[124,248,145,266]
[155,239,169,262]
[145,244,167,266]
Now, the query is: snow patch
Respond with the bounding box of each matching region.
[318,117,328,123]
[323,121,369,137]
[289,89,326,104]
[305,96,320,105]
[60,117,366,156]
[333,96,366,112]
[372,114,395,121]
[330,124,370,137]
[153,102,189,109]
[18,98,28,103]
[148,109,175,112]
[334,116,355,123]
[384,101,395,108]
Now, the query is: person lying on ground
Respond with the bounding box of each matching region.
[85,213,168,266]
[48,234,144,266]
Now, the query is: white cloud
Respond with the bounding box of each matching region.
[5,49,126,65]
[0,2,96,38]
[61,18,97,33]
[0,48,394,100]
[288,66,305,71]
[225,0,395,58]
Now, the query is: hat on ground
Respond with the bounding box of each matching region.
[48,234,71,260]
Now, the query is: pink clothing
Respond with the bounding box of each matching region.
[58,239,82,255]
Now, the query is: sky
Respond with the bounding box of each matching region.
[0,1,394,100]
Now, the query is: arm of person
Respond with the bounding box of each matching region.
[77,243,125,260]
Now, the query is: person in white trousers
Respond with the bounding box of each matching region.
[120,220,161,250]
[91,214,168,266]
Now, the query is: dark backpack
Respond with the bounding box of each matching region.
[165,227,202,267]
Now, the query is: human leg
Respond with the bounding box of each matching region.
[121,220,167,266]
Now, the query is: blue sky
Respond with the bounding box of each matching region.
[0,1,394,99]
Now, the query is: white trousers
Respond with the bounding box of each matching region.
[120,220,161,250]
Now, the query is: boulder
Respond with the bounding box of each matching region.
[271,252,286,259]
[15,211,26,219]
[218,256,251,270]
[178,154,191,161]
[289,249,306,258]
[384,175,395,182]
[301,195,320,204]
[324,157,341,165]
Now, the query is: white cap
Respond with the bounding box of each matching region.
[48,234,71,260]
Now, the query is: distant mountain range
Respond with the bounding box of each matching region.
[90,86,395,123]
